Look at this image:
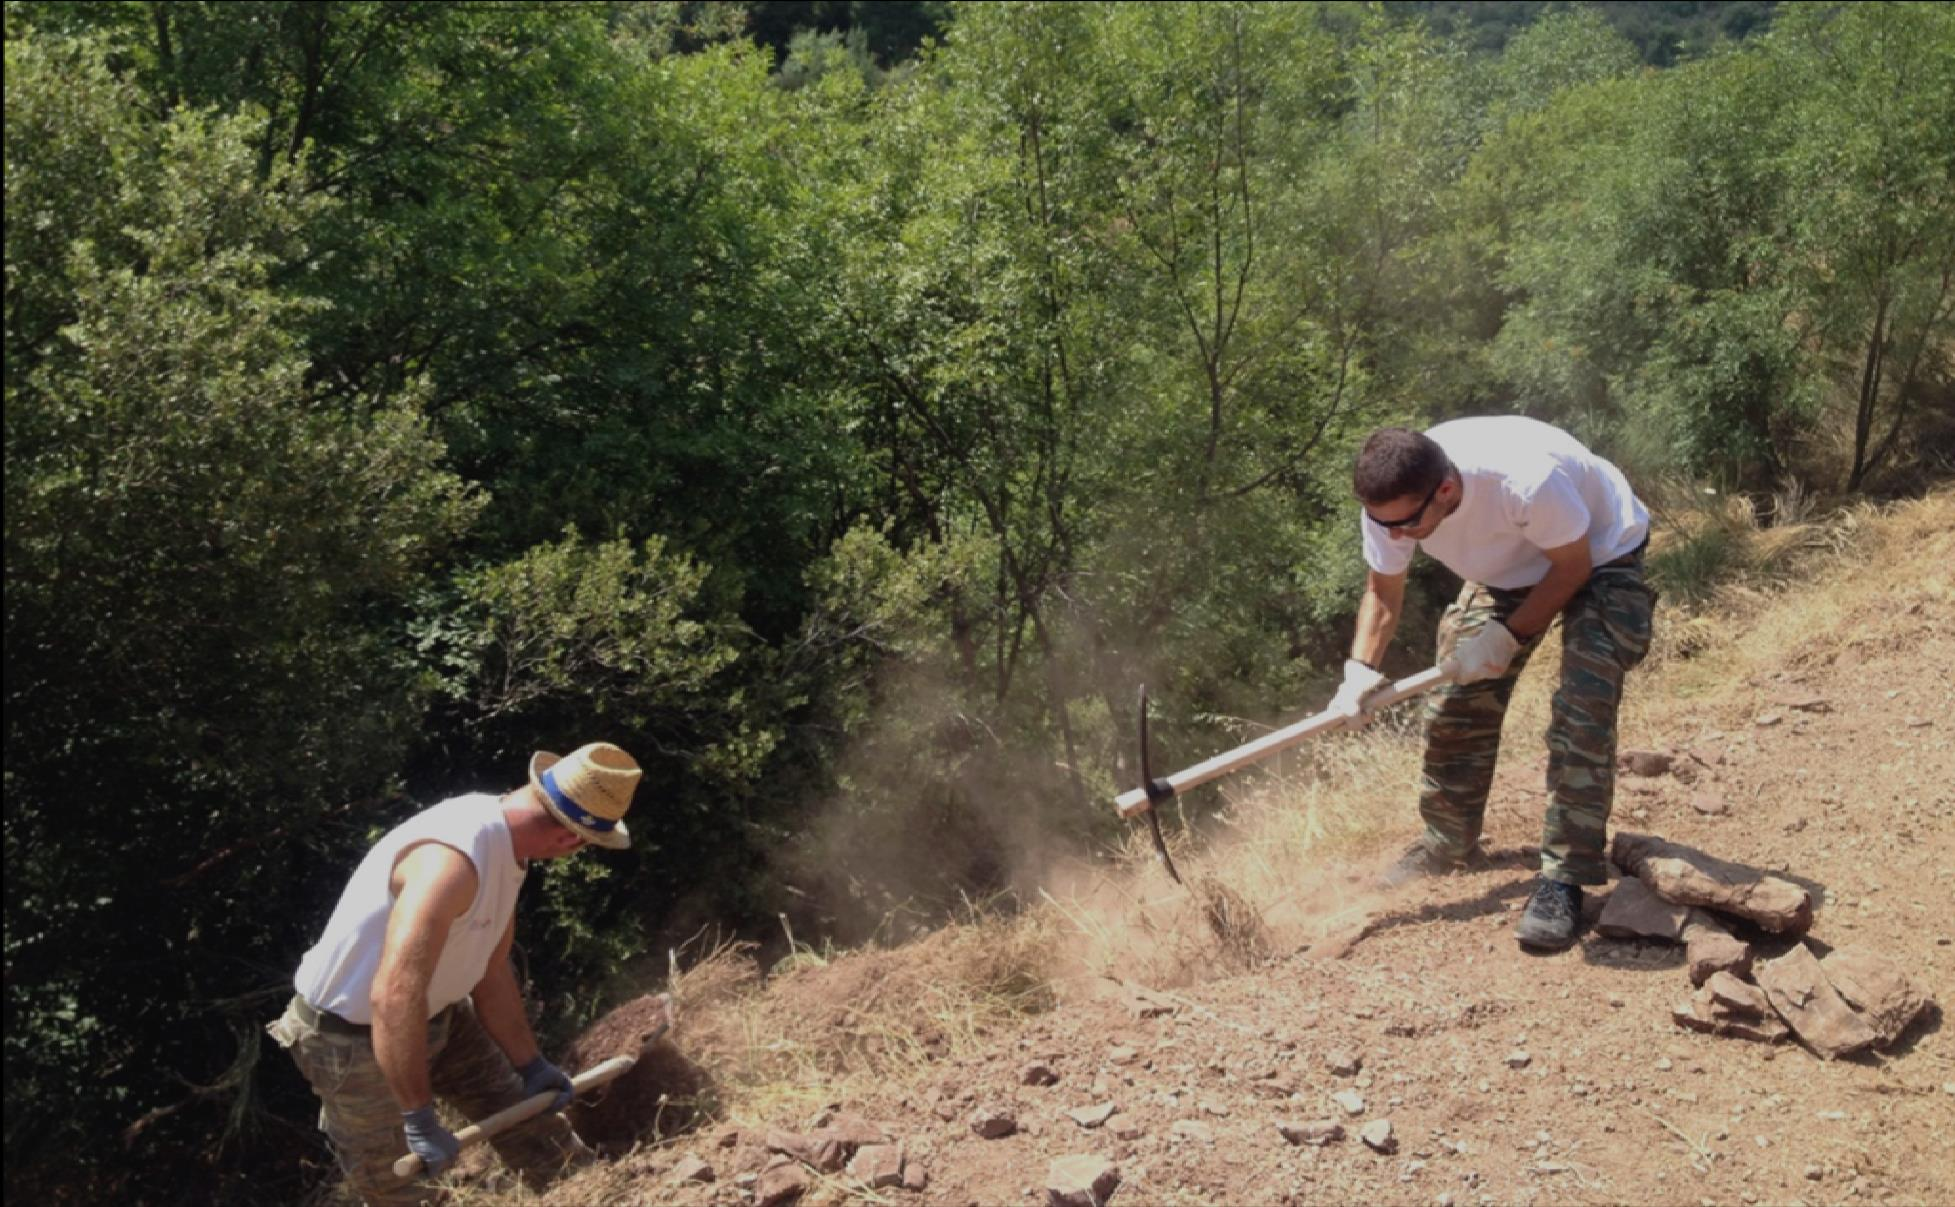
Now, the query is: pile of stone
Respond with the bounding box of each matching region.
[1600,830,1933,1059]
[672,1110,927,1206]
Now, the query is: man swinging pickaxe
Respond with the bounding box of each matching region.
[1118,667,1452,881]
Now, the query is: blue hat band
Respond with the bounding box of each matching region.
[540,767,618,833]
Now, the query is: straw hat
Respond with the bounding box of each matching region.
[528,742,641,850]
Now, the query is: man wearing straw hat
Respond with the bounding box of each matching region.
[267,742,643,1205]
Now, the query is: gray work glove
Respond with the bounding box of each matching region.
[518,1055,575,1113]
[1328,658,1389,729]
[401,1105,460,1177]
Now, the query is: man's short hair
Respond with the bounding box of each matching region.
[1353,428,1449,505]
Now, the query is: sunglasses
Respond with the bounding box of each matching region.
[1366,476,1445,530]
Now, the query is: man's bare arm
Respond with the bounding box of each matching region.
[1352,568,1407,669]
[469,915,542,1070]
[1504,538,1592,639]
[371,843,477,1111]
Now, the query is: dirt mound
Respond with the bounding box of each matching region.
[562,995,714,1149]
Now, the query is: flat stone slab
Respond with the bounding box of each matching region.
[1706,971,1773,1017]
[1821,948,1932,1047]
[1611,832,1813,934]
[1671,988,1790,1044]
[1595,877,1690,941]
[1756,943,1878,1058]
[1067,1102,1117,1129]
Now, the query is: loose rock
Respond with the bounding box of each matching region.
[755,1162,810,1207]
[1504,1050,1532,1069]
[1682,909,1753,986]
[1170,1120,1215,1144]
[1755,943,1878,1058]
[1277,1120,1345,1147]
[1021,1062,1060,1087]
[1620,750,1673,777]
[1611,832,1813,934]
[1333,1090,1367,1116]
[971,1106,1019,1139]
[1047,1154,1120,1207]
[1690,792,1728,817]
[1325,1049,1363,1077]
[901,1161,930,1192]
[1068,1102,1117,1130]
[1360,1119,1397,1154]
[766,1128,814,1163]
[671,1155,715,1184]
[847,1144,904,1191]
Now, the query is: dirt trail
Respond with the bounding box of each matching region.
[553,502,1954,1207]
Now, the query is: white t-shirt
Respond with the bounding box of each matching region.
[293,793,527,1023]
[1361,416,1648,590]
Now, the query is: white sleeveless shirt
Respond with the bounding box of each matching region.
[294,793,527,1023]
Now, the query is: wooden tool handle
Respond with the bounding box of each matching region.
[1114,665,1452,818]
[392,1054,636,1180]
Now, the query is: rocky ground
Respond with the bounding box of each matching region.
[538,501,1953,1207]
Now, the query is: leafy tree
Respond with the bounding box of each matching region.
[4,26,475,1197]
[1769,2,1955,490]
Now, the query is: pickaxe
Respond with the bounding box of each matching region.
[1117,667,1452,839]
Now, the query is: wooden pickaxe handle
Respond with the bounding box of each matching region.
[391,1053,636,1180]
[1114,665,1451,818]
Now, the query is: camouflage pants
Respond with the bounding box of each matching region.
[1417,554,1655,885]
[267,995,587,1207]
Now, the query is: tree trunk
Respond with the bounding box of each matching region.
[1846,294,1890,493]
[150,3,179,112]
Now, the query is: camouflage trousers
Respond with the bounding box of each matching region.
[267,995,587,1207]
[1417,552,1656,885]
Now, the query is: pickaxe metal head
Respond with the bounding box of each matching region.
[1135,685,1183,884]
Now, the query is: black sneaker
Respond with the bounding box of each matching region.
[1376,842,1459,890]
[1515,879,1584,950]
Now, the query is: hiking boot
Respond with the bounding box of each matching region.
[1515,879,1584,950]
[1376,842,1459,890]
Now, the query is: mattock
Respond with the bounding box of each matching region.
[1133,684,1184,884]
[1117,666,1454,842]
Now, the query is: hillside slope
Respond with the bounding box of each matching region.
[533,491,1952,1207]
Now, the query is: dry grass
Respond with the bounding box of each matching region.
[644,908,1062,1128]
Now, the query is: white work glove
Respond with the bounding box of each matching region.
[1329,658,1389,729]
[1445,620,1522,684]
